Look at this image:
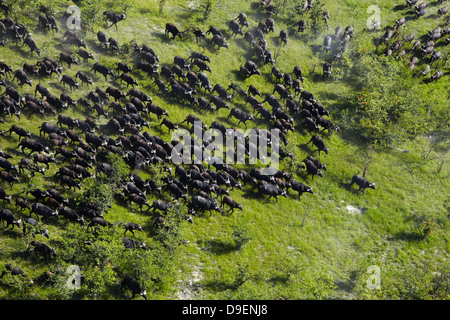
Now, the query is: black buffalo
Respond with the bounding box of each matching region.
[22,217,50,238]
[121,275,147,300]
[0,170,20,188]
[28,240,56,260]
[165,23,182,39]
[30,202,58,221]
[227,108,255,128]
[0,208,21,229]
[123,222,143,236]
[306,135,329,155]
[221,195,242,214]
[190,195,221,215]
[350,174,376,195]
[103,11,126,30]
[257,182,287,202]
[91,62,115,81]
[289,180,314,199]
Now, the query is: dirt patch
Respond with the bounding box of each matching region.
[176,264,203,300]
[345,205,363,215]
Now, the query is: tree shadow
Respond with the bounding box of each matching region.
[434,41,448,49]
[202,279,236,292]
[309,44,323,54]
[197,239,236,255]
[335,270,361,293]
[0,228,22,239]
[234,37,252,51]
[393,4,406,12]
[404,15,417,23]
[391,231,424,242]
[240,188,261,200]
[297,142,313,155]
[268,274,291,285]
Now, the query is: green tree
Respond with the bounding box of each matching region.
[158,0,167,14]
[49,225,121,299]
[199,0,222,20]
[81,153,129,213]
[334,34,446,148]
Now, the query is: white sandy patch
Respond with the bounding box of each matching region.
[345,205,363,215]
[176,264,203,300]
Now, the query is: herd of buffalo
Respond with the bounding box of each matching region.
[1,0,445,298]
[377,0,449,81]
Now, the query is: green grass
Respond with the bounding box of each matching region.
[0,0,449,300]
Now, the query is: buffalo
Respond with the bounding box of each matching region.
[227,108,255,128]
[211,34,229,50]
[190,195,221,215]
[306,134,329,155]
[30,202,58,221]
[0,170,20,188]
[60,75,79,92]
[121,275,147,300]
[123,222,143,236]
[59,52,78,68]
[12,69,32,86]
[0,186,12,205]
[28,240,56,260]
[165,23,182,39]
[221,195,242,214]
[289,180,314,199]
[257,182,287,202]
[87,217,113,229]
[91,62,115,81]
[117,73,138,88]
[22,217,49,238]
[0,208,21,229]
[350,174,376,195]
[303,159,324,180]
[103,11,126,30]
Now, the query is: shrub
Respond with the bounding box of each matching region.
[284,0,329,37]
[233,261,253,289]
[231,224,251,251]
[334,33,447,148]
[80,153,129,213]
[199,0,223,20]
[49,225,121,299]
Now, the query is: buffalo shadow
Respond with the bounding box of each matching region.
[393,4,406,12]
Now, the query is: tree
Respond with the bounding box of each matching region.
[158,0,167,14]
[82,153,129,213]
[199,0,222,20]
[284,0,329,38]
[334,33,447,148]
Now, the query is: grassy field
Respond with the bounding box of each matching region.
[0,0,449,300]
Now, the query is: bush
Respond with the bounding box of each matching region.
[80,153,129,213]
[233,261,253,289]
[231,224,251,251]
[334,33,447,148]
[284,0,329,37]
[49,225,122,299]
